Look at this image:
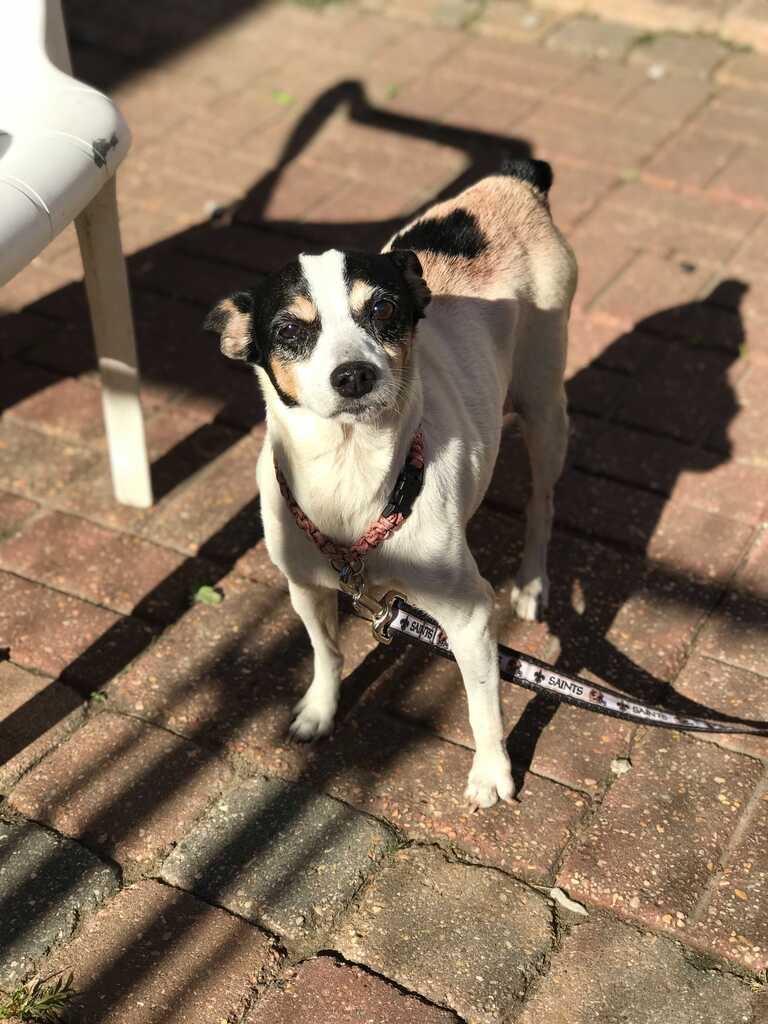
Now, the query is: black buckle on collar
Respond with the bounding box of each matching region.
[382,461,424,519]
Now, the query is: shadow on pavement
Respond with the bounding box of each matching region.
[0,24,760,1017]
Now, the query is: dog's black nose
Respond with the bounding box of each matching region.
[330,361,378,399]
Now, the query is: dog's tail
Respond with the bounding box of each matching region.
[500,157,553,197]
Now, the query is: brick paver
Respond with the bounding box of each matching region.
[6,376,108,445]
[698,528,768,677]
[628,32,730,77]
[319,709,587,881]
[47,881,277,1024]
[545,15,639,59]
[0,420,99,502]
[245,956,459,1024]
[0,492,38,539]
[0,663,83,793]
[0,572,153,687]
[8,713,233,870]
[387,649,633,794]
[50,407,240,535]
[684,780,768,972]
[0,510,216,624]
[333,846,552,1023]
[518,911,754,1023]
[0,817,118,985]
[558,730,764,941]
[3,0,768,1015]
[103,573,310,742]
[674,655,768,759]
[161,776,395,946]
[105,572,379,777]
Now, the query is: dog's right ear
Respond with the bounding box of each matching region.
[203,291,257,361]
[387,249,431,321]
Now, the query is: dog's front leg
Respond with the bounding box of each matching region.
[421,574,514,809]
[287,581,343,740]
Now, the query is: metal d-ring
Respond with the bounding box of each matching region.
[333,556,366,599]
[370,590,405,645]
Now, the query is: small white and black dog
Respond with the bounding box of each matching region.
[205,160,577,808]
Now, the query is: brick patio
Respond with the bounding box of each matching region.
[1,0,767,1020]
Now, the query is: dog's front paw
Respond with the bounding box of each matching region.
[510,574,549,622]
[464,749,515,810]
[288,693,336,742]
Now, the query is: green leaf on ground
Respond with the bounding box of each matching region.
[194,585,224,606]
[271,88,295,107]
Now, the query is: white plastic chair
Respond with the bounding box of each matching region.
[0,0,153,508]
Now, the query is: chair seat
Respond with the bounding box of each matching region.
[0,69,130,286]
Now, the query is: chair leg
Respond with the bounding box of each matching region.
[75,176,153,508]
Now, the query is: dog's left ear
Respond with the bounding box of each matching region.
[388,249,431,320]
[203,291,257,361]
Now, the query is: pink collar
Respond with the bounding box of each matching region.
[274,429,425,568]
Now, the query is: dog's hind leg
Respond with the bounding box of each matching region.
[288,582,343,740]
[510,388,569,621]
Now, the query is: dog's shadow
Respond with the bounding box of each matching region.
[503,279,748,792]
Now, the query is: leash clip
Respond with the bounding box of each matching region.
[356,589,404,645]
[332,556,403,645]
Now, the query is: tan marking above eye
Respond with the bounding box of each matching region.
[287,295,318,322]
[349,279,375,313]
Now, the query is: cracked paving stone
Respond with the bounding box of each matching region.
[518,910,754,1024]
[160,776,395,945]
[332,845,552,1024]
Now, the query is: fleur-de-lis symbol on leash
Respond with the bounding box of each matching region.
[534,669,545,684]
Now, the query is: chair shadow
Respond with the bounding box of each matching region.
[62,0,272,92]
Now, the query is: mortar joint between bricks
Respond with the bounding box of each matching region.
[546,749,635,883]
[411,837,570,920]
[676,524,765,682]
[153,874,290,962]
[3,692,87,789]
[688,771,768,930]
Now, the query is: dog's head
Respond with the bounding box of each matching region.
[205,248,430,421]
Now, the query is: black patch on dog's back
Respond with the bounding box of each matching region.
[501,157,553,195]
[391,209,489,260]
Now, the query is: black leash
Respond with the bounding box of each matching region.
[344,591,768,737]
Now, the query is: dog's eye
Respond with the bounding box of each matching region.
[276,321,302,341]
[371,299,395,321]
